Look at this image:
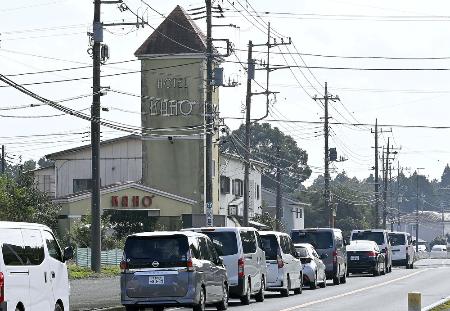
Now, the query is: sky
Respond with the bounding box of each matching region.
[1,0,450,188]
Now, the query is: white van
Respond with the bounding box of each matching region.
[259,231,302,296]
[388,231,415,269]
[185,227,267,305]
[0,221,73,311]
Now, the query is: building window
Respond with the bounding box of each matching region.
[73,179,92,193]
[233,179,243,197]
[220,176,230,194]
[256,184,260,200]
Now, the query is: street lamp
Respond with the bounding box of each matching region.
[415,168,425,252]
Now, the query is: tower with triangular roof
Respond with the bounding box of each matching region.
[135,5,220,225]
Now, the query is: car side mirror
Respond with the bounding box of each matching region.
[344,239,349,246]
[217,257,224,266]
[320,253,328,260]
[63,246,74,262]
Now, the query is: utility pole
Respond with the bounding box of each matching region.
[441,202,445,237]
[383,138,390,229]
[1,145,5,174]
[205,0,214,227]
[415,168,424,252]
[314,82,339,228]
[243,24,290,226]
[243,40,253,227]
[397,164,401,230]
[276,145,282,231]
[91,0,102,273]
[372,119,379,228]
[389,162,393,231]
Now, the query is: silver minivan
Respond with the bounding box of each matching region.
[120,231,228,311]
[0,221,73,311]
[259,231,302,296]
[186,227,267,305]
[291,228,347,285]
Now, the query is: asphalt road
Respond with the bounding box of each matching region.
[70,259,450,311]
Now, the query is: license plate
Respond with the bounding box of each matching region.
[149,276,164,285]
[350,256,359,261]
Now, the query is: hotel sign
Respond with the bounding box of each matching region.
[111,195,155,208]
[145,98,195,116]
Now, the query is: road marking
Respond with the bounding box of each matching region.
[279,269,429,311]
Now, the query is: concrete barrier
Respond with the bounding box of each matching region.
[408,292,421,311]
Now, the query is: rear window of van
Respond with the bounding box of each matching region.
[202,231,238,256]
[388,233,406,246]
[124,235,189,268]
[260,235,278,260]
[0,228,45,266]
[352,231,385,245]
[291,231,333,249]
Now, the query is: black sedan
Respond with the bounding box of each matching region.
[346,240,386,276]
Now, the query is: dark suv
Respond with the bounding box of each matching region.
[291,228,347,285]
[120,231,229,311]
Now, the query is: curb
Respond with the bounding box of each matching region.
[422,295,450,311]
[73,306,123,311]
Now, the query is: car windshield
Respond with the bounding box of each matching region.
[291,231,333,249]
[202,231,238,256]
[124,235,189,268]
[260,235,279,260]
[389,233,406,246]
[352,232,385,245]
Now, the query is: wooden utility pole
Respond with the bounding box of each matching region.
[372,119,379,228]
[383,138,390,230]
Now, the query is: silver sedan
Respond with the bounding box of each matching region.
[295,243,327,289]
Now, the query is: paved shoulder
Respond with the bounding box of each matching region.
[70,276,121,310]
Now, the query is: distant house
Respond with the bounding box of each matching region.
[393,210,450,245]
[261,188,310,233]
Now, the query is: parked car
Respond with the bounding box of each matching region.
[185,227,266,305]
[259,231,302,296]
[0,221,73,311]
[120,231,229,311]
[388,231,415,269]
[291,228,347,285]
[346,240,386,276]
[350,229,393,273]
[294,243,327,289]
[430,245,448,259]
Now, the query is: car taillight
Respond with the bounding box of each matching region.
[187,257,195,272]
[0,272,4,303]
[120,260,128,270]
[238,258,245,278]
[277,255,284,269]
[367,251,376,257]
[333,250,337,263]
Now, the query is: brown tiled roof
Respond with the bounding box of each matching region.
[135,5,207,56]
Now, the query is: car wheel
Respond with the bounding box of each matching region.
[380,262,386,275]
[193,287,205,311]
[373,263,380,277]
[310,272,318,290]
[340,267,347,283]
[333,269,341,285]
[240,279,251,305]
[216,283,229,310]
[255,276,265,302]
[54,303,63,311]
[410,261,414,269]
[280,276,290,297]
[294,274,302,295]
[125,306,141,311]
[153,307,165,311]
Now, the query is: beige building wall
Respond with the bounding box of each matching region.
[140,56,220,218]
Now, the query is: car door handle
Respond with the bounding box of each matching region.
[44,272,47,283]
[51,271,56,278]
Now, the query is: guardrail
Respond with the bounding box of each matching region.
[75,247,122,267]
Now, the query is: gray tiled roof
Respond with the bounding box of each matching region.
[135,5,207,56]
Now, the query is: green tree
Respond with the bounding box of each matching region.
[221,123,312,191]
[0,173,60,232]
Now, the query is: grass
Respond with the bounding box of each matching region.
[431,299,450,311]
[68,264,121,279]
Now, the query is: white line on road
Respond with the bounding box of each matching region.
[279,269,429,311]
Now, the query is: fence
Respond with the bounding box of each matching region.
[75,247,122,267]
